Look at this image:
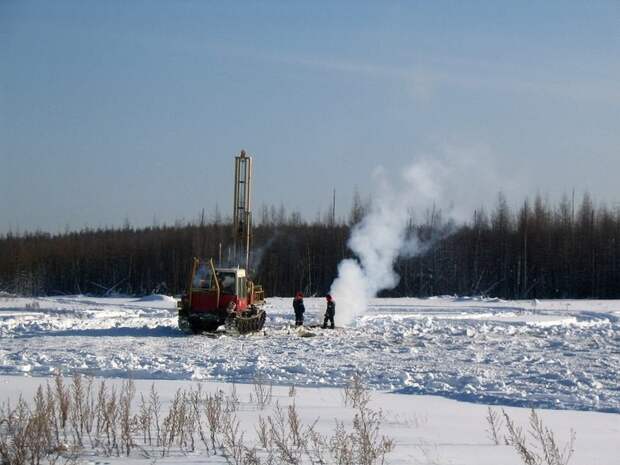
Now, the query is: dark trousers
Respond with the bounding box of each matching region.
[295,311,304,326]
[322,314,334,329]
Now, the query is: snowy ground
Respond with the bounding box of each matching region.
[0,375,618,465]
[0,294,618,464]
[1,295,618,413]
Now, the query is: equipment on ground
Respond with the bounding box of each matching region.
[178,151,266,334]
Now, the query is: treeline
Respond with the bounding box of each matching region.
[0,218,350,298]
[393,193,620,299]
[1,193,619,299]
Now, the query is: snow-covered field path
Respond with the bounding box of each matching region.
[1,295,618,414]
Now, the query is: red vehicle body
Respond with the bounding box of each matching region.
[178,258,265,333]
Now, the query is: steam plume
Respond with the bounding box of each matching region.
[329,160,447,326]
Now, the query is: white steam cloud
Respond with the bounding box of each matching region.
[330,150,503,326]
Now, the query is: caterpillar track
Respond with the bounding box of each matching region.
[226,308,267,334]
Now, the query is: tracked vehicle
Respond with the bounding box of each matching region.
[178,258,265,333]
[178,151,266,334]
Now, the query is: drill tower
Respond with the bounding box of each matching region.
[233,150,253,270]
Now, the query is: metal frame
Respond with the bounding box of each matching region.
[188,258,198,308]
[208,258,220,308]
[189,257,221,309]
[233,150,253,270]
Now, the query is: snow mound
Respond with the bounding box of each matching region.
[133,294,177,303]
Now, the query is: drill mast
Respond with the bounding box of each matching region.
[233,150,253,270]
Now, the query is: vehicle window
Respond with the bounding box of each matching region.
[192,263,213,289]
[220,272,236,294]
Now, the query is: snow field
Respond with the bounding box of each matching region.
[0,295,618,413]
[0,375,617,465]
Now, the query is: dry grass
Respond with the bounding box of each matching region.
[485,406,504,445]
[0,379,80,465]
[504,409,575,465]
[250,375,273,410]
[486,407,576,465]
[2,373,584,465]
[342,372,371,409]
[0,373,396,465]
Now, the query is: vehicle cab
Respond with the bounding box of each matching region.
[188,259,249,313]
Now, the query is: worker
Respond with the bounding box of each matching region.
[293,291,305,326]
[322,294,335,329]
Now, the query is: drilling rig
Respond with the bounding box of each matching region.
[178,151,266,334]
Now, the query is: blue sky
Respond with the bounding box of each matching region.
[1,1,619,233]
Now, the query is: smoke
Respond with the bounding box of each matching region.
[249,232,280,272]
[330,152,492,326]
[221,233,279,273]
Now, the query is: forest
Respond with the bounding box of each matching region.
[1,192,619,299]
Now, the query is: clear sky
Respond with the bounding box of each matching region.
[1,1,619,234]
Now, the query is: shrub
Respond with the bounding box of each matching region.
[0,375,395,465]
